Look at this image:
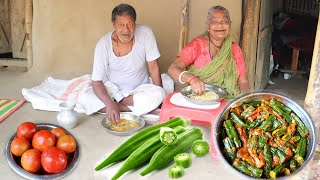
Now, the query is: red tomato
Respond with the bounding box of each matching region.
[10,136,31,156]
[56,135,77,153]
[41,147,67,173]
[32,130,56,152]
[17,122,37,140]
[51,127,66,138]
[21,149,42,173]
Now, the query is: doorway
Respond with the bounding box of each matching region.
[265,0,319,104]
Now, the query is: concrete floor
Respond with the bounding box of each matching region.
[0,67,318,180]
[0,68,242,180]
[264,73,308,106]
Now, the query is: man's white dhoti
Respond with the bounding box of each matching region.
[22,74,168,116]
[78,82,165,116]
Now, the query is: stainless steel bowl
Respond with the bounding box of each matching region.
[213,92,317,179]
[181,84,227,105]
[101,112,145,136]
[5,123,80,180]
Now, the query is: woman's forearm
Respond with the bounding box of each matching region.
[237,75,250,93]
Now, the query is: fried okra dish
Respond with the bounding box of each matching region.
[218,98,309,179]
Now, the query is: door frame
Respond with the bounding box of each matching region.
[0,0,33,70]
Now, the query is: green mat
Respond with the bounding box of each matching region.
[0,99,25,123]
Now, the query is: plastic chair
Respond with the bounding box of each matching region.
[159,92,227,159]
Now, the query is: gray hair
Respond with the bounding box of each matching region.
[206,5,230,24]
[111,4,137,22]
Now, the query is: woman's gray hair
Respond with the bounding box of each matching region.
[206,5,230,24]
[111,4,136,22]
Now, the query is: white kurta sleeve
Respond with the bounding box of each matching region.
[91,38,109,82]
[143,27,160,61]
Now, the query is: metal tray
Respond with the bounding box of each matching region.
[6,123,80,180]
[101,112,145,136]
[181,84,227,105]
[213,92,317,179]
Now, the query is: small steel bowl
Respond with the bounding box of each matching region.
[181,84,227,105]
[6,123,80,180]
[213,92,317,179]
[101,112,145,136]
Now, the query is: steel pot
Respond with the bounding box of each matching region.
[213,92,317,179]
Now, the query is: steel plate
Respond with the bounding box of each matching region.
[101,112,145,136]
[181,84,227,105]
[6,123,80,180]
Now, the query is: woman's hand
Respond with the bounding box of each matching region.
[189,77,206,95]
[106,101,120,124]
[238,74,250,93]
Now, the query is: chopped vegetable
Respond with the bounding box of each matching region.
[140,128,203,176]
[259,115,275,130]
[270,98,292,114]
[160,127,178,146]
[192,140,209,157]
[230,112,250,128]
[294,137,307,165]
[270,104,292,124]
[95,117,189,171]
[223,137,236,160]
[111,126,186,180]
[168,165,184,179]
[263,145,272,178]
[290,112,309,137]
[224,119,241,148]
[289,158,297,172]
[269,162,289,179]
[174,153,192,168]
[233,158,263,178]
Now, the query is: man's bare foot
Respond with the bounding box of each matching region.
[120,96,133,106]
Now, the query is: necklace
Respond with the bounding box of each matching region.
[208,35,222,59]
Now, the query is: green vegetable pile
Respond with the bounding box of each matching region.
[95,117,210,179]
[219,98,309,179]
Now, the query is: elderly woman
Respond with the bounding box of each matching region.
[168,5,250,98]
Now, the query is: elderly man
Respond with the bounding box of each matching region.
[90,4,165,123]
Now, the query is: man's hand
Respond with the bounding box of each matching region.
[92,80,121,124]
[106,101,120,124]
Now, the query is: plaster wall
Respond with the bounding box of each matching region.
[31,0,242,78]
